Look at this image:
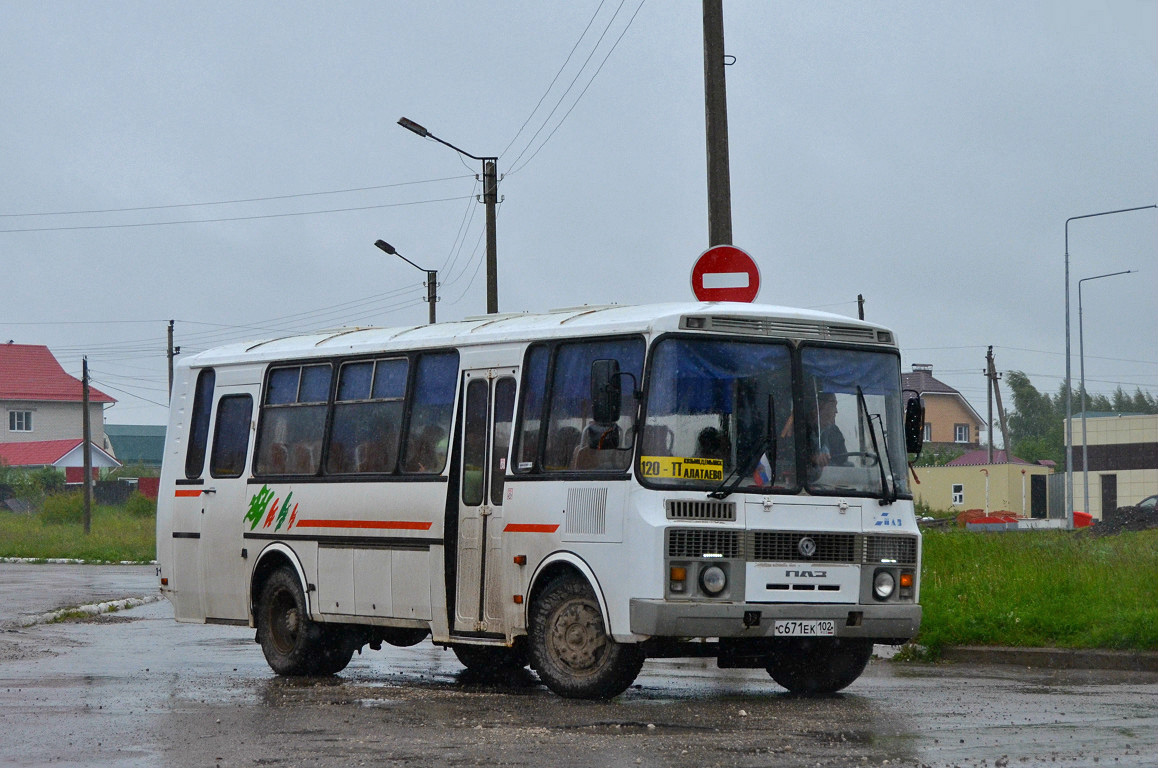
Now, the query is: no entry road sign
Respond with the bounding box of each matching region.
[691,245,760,302]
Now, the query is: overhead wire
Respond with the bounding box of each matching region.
[0,175,474,218]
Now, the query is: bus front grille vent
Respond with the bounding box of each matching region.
[667,529,742,559]
[751,532,857,563]
[698,316,880,344]
[865,535,918,564]
[666,499,736,522]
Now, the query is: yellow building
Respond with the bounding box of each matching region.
[911,450,1053,517]
[1069,412,1158,518]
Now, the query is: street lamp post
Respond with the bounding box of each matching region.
[375,240,437,324]
[398,117,499,314]
[1078,269,1134,520]
[1063,204,1156,529]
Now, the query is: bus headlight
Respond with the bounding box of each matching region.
[700,565,727,596]
[873,569,896,600]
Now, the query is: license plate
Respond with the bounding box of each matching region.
[774,619,836,637]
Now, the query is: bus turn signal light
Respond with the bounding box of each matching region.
[900,572,914,588]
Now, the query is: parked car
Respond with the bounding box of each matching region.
[1138,494,1157,511]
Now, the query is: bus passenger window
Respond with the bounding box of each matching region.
[255,363,332,476]
[490,377,516,505]
[210,395,253,478]
[402,352,458,474]
[185,368,215,479]
[326,358,407,475]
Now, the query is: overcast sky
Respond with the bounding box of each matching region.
[2,1,1155,430]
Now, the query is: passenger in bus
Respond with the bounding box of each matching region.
[406,425,445,473]
[695,427,729,463]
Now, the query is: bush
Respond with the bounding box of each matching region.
[40,491,85,525]
[124,491,157,518]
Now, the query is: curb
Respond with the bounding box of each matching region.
[938,645,1158,672]
[11,595,165,629]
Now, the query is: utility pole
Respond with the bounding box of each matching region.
[857,294,865,320]
[703,0,732,246]
[82,356,92,535]
[986,347,994,465]
[482,160,499,314]
[984,346,1011,463]
[167,320,180,398]
[375,240,438,324]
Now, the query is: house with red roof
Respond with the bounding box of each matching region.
[902,364,984,451]
[0,343,116,457]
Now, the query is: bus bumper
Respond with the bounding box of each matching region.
[629,599,921,644]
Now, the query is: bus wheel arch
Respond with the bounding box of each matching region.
[526,559,644,699]
[250,543,311,622]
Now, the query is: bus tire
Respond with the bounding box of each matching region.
[313,626,359,675]
[766,637,873,695]
[452,642,527,671]
[528,574,643,699]
[256,567,326,676]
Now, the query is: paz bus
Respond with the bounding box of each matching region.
[157,301,925,699]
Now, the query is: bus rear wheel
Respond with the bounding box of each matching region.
[256,567,326,676]
[766,637,873,694]
[528,574,643,699]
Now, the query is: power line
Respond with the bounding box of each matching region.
[0,195,475,234]
[0,175,474,218]
[507,0,647,175]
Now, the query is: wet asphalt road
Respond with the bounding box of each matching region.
[1,563,1156,768]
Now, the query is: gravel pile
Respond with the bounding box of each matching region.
[1090,505,1158,536]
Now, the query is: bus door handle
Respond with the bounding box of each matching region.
[202,488,217,495]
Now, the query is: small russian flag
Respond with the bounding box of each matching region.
[752,454,772,487]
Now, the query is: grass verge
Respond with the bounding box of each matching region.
[0,507,155,563]
[915,528,1158,655]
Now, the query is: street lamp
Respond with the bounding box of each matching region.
[375,240,438,325]
[1078,269,1135,520]
[398,117,499,314]
[1063,204,1155,528]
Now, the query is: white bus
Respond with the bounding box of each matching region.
[157,302,924,699]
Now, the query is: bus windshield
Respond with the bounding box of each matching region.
[799,345,908,498]
[640,338,796,492]
[640,337,908,498]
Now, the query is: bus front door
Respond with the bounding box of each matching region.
[453,369,517,634]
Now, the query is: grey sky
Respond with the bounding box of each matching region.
[2,1,1155,429]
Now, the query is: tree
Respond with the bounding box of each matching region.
[1005,371,1158,469]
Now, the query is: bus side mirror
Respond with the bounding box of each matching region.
[591,359,622,424]
[904,396,925,458]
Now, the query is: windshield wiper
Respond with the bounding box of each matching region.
[856,386,896,505]
[709,395,776,500]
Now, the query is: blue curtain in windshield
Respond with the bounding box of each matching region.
[648,339,790,415]
[801,348,900,396]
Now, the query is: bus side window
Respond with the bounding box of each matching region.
[185,369,215,480]
[401,351,459,474]
[490,377,516,505]
[210,395,253,478]
[254,364,332,476]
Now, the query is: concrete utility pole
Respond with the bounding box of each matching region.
[984,347,1011,464]
[82,356,92,535]
[857,294,865,320]
[703,0,732,246]
[167,320,180,398]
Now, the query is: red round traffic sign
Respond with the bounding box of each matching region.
[691,245,760,302]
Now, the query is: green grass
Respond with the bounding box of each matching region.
[0,507,155,563]
[916,528,1158,654]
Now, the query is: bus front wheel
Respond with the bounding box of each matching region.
[766,637,873,694]
[528,574,643,699]
[256,567,326,676]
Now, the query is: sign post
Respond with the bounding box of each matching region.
[691,245,760,302]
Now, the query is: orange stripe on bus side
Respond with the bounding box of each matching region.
[174,489,202,498]
[294,519,434,531]
[503,523,560,533]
